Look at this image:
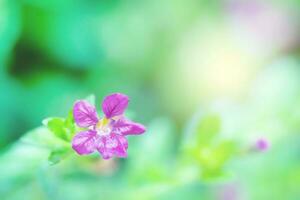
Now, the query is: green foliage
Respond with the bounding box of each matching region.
[44,110,76,142]
[183,113,237,180]
[43,110,76,164]
[47,118,69,141]
[195,114,221,147]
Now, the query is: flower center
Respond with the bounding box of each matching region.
[96,118,111,135]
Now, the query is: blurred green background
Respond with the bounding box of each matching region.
[1,0,300,199]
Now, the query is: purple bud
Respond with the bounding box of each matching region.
[255,138,270,151]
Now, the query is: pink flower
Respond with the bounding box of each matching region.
[72,93,146,159]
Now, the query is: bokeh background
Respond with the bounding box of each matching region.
[1,0,300,199]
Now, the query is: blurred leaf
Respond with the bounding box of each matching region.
[195,114,221,146]
[0,0,21,64]
[127,118,175,183]
[0,127,54,196]
[201,167,227,181]
[48,147,71,165]
[21,127,67,149]
[212,140,237,166]
[197,140,236,180]
[182,112,237,181]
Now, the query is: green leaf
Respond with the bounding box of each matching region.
[48,147,71,165]
[64,110,76,137]
[47,118,70,141]
[195,114,221,146]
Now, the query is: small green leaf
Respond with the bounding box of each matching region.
[65,111,74,128]
[48,147,71,165]
[47,118,69,141]
[64,110,76,138]
[196,114,221,146]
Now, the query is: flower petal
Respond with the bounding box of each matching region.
[102,93,129,118]
[97,133,128,159]
[73,100,99,127]
[114,134,128,157]
[112,118,146,135]
[72,130,98,155]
